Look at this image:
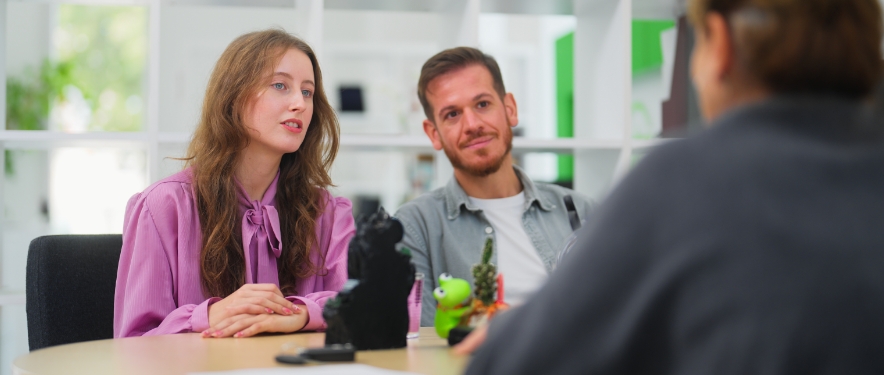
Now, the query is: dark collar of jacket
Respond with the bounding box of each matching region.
[443,165,556,220]
[712,94,884,143]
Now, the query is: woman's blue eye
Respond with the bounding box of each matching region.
[302,90,312,98]
[273,83,286,90]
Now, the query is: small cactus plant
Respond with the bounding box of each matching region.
[471,238,497,306]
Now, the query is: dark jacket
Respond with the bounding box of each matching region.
[466,96,884,375]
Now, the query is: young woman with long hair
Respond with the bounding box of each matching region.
[114,29,355,338]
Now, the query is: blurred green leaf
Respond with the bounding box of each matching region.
[6,4,147,175]
[5,59,84,175]
[57,4,147,132]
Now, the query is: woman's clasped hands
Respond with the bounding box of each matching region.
[202,284,308,338]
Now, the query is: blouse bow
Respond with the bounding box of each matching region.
[242,204,282,285]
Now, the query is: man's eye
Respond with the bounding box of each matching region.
[477,101,489,108]
[273,82,286,90]
[445,111,458,119]
[302,89,312,98]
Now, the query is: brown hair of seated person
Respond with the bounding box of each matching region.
[688,0,882,99]
[416,47,507,123]
[182,29,340,298]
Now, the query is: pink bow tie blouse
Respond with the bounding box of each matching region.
[114,169,355,337]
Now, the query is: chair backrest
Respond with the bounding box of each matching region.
[26,234,122,351]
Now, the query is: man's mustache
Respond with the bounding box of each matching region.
[459,132,496,148]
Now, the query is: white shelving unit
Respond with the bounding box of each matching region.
[2,0,681,186]
[0,0,683,263]
[0,130,637,150]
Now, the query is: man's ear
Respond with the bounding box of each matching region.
[503,93,519,127]
[423,119,444,151]
[706,12,735,81]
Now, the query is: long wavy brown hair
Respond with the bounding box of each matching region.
[183,29,340,298]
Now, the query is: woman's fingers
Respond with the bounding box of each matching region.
[253,293,298,314]
[237,283,285,298]
[203,309,309,338]
[231,289,296,315]
[225,299,301,317]
[206,314,262,338]
[208,284,297,327]
[231,316,273,338]
[224,304,272,316]
[207,313,249,334]
[236,312,308,338]
[221,316,265,338]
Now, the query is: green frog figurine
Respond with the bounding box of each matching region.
[433,273,472,339]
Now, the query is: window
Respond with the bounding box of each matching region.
[3,4,149,374]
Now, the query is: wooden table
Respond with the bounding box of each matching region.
[13,327,467,375]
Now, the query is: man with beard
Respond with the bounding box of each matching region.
[395,47,593,326]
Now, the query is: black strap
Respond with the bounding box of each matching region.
[563,195,581,231]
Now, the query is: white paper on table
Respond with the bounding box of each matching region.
[189,364,422,375]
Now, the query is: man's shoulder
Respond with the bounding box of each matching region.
[532,180,594,207]
[395,187,453,250]
[395,187,448,220]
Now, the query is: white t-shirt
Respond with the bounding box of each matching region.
[469,192,548,306]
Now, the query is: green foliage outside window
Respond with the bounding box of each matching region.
[5,60,84,175]
[56,4,147,132]
[6,60,82,131]
[5,4,147,175]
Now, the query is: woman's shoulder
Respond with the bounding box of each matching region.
[142,169,193,196]
[314,189,355,246]
[128,169,195,212]
[318,189,353,213]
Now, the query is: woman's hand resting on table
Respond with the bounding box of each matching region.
[202,284,308,338]
[205,310,308,338]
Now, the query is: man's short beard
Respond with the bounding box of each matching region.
[443,125,513,178]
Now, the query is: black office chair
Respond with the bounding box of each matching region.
[26,234,122,351]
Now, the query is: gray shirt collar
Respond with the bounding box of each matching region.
[444,165,555,220]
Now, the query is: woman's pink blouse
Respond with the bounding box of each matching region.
[113,169,355,337]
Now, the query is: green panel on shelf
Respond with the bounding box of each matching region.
[632,20,676,75]
[554,21,673,182]
[555,32,574,182]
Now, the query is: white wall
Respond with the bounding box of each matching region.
[574,0,631,201]
[323,10,442,212]
[158,5,300,135]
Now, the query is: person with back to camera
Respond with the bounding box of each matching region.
[459,0,884,373]
[114,29,355,338]
[394,47,594,327]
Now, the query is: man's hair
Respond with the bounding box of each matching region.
[417,47,507,122]
[688,0,883,98]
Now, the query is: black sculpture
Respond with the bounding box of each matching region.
[323,208,415,350]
